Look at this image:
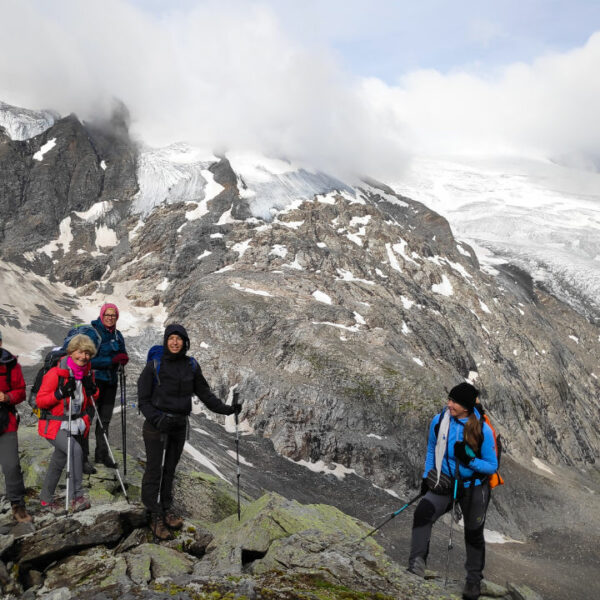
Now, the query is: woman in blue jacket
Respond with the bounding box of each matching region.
[86,303,128,471]
[408,382,498,600]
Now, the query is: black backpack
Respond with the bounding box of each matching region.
[28,347,67,418]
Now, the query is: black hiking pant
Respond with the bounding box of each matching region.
[409,484,490,584]
[141,419,186,515]
[82,380,118,462]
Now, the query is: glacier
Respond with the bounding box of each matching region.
[392,155,600,321]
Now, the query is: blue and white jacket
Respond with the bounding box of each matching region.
[423,407,498,487]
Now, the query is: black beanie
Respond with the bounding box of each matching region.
[448,382,479,413]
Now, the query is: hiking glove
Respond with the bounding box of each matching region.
[55,377,76,400]
[420,478,429,496]
[112,353,129,366]
[454,441,476,466]
[82,375,97,398]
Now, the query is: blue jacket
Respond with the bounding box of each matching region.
[90,318,126,384]
[423,407,498,487]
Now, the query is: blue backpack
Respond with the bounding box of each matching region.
[146,345,198,387]
[62,324,102,352]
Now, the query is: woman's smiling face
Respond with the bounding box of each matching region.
[167,334,184,354]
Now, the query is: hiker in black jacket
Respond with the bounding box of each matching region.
[137,323,239,540]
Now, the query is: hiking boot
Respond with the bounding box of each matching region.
[71,496,91,513]
[82,460,97,475]
[40,500,66,516]
[11,503,33,523]
[462,580,481,600]
[150,516,174,541]
[408,556,426,578]
[102,456,117,469]
[164,512,184,530]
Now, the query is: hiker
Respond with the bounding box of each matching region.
[85,303,128,472]
[408,382,498,600]
[0,331,33,523]
[137,323,240,540]
[36,334,99,513]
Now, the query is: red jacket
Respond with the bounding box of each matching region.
[36,361,98,440]
[0,349,26,434]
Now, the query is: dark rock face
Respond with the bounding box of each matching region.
[0,108,137,284]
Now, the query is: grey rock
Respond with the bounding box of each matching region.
[507,582,546,600]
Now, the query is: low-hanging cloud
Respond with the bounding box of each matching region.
[1,0,599,179]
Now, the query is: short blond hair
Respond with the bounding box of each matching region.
[66,334,97,357]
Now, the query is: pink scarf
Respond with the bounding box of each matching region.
[67,356,87,380]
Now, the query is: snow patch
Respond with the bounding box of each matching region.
[532,457,554,475]
[156,278,169,292]
[38,217,73,256]
[197,250,212,260]
[335,269,375,286]
[412,357,424,367]
[270,245,288,258]
[184,442,230,483]
[226,450,254,467]
[230,282,272,296]
[231,239,252,258]
[312,290,332,304]
[74,201,113,222]
[95,225,118,249]
[284,456,357,480]
[385,243,402,273]
[568,335,579,344]
[432,275,453,296]
[479,300,491,314]
[33,138,56,161]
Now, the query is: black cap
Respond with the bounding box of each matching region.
[448,382,479,413]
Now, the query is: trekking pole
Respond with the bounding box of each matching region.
[360,493,423,540]
[88,395,129,503]
[154,433,168,543]
[445,462,461,587]
[119,365,127,476]
[232,390,241,521]
[65,394,73,512]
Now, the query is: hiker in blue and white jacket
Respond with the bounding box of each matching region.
[408,382,498,600]
[137,323,239,540]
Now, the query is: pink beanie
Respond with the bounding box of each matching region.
[100,303,119,321]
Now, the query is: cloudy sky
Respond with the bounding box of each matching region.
[1,0,599,178]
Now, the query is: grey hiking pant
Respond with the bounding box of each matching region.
[0,431,26,504]
[409,484,490,584]
[40,430,84,503]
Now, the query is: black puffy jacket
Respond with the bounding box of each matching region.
[137,325,232,425]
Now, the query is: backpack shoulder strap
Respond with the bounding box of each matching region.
[151,358,161,386]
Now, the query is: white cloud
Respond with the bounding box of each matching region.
[1,1,598,179]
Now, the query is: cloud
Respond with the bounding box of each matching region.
[0,0,598,179]
[362,32,600,163]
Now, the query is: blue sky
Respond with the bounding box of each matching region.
[1,1,599,177]
[131,0,600,80]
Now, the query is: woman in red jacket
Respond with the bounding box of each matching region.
[36,334,99,513]
[0,331,32,523]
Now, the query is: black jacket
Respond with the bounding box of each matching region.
[137,351,232,425]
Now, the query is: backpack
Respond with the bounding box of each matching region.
[28,347,66,418]
[62,324,102,353]
[434,406,504,489]
[146,345,198,387]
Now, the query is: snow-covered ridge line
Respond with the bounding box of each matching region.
[0,101,57,140]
